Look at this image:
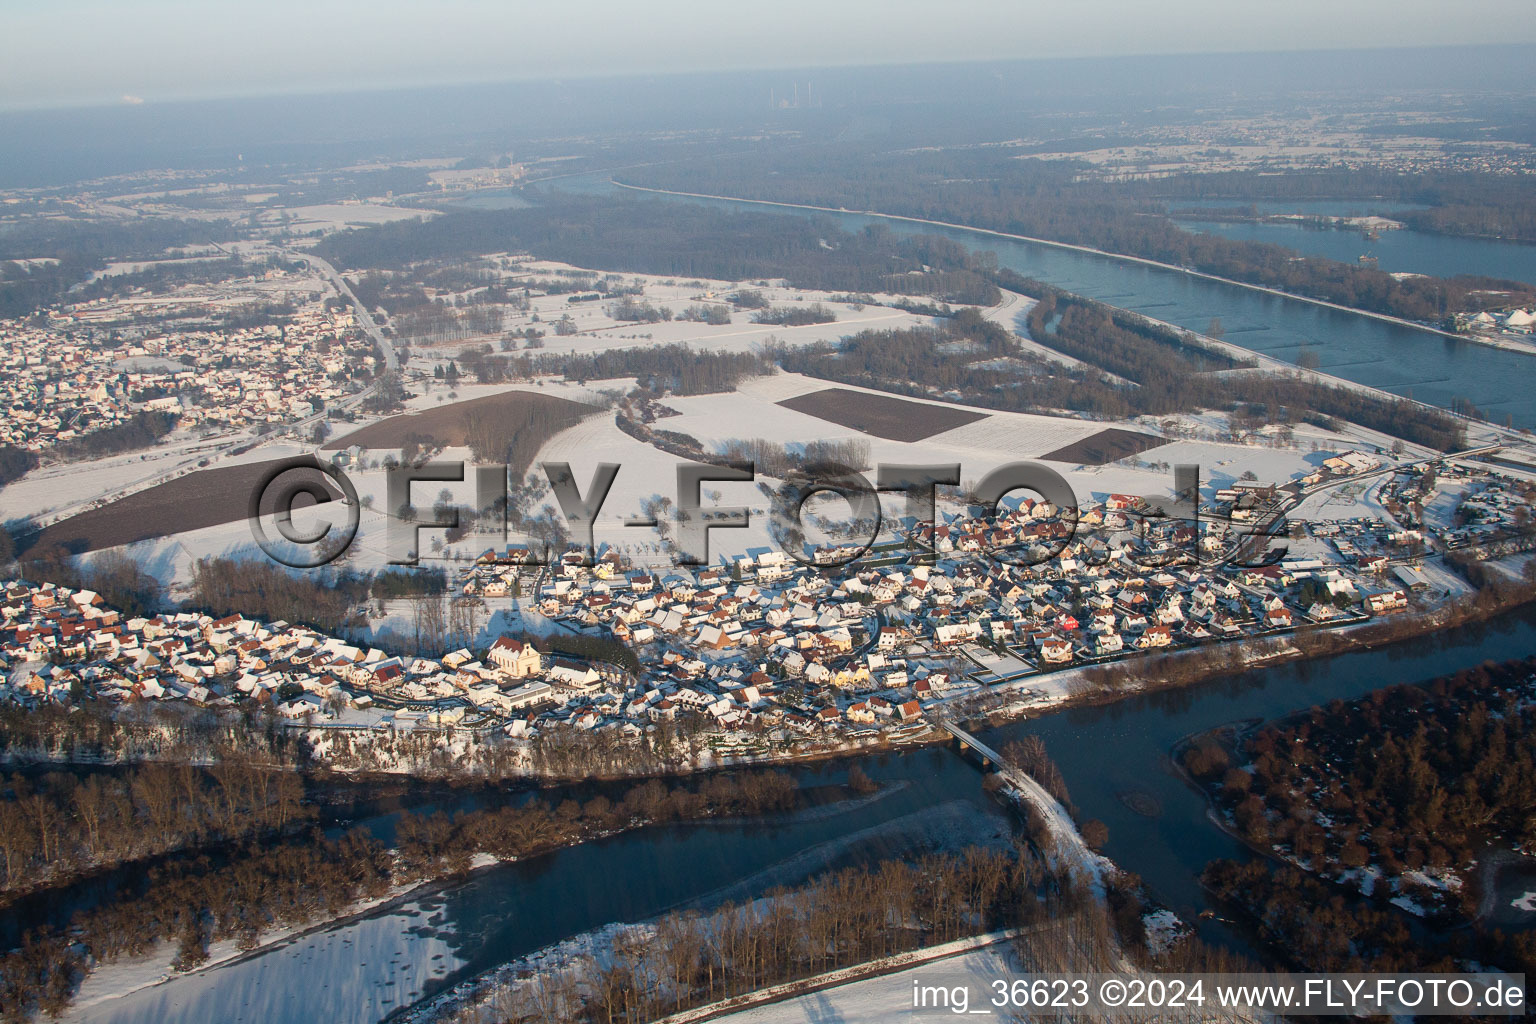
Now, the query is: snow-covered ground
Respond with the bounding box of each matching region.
[528,370,1337,569]
[0,432,261,523]
[274,203,438,233]
[4,250,1420,606]
[27,362,1373,598]
[399,259,941,364]
[713,942,1018,1024]
[61,870,485,1024]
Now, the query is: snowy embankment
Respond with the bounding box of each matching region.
[655,930,1020,1024]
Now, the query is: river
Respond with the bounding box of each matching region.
[68,751,1015,1024]
[70,606,1536,1024]
[1171,200,1536,289]
[551,176,1536,428]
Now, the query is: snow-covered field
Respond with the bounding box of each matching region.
[401,259,941,364]
[0,433,257,523]
[21,360,1371,596]
[276,203,438,232]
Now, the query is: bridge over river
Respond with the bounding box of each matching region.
[940,720,1103,886]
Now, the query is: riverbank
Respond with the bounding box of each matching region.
[4,771,839,1023]
[412,924,1024,1024]
[610,181,1536,360]
[1095,303,1505,449]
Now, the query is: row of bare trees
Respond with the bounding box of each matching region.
[0,826,394,1023]
[0,763,308,897]
[393,770,798,880]
[715,436,873,476]
[0,700,307,775]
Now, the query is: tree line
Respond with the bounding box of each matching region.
[457,342,771,396]
[450,846,1076,1024]
[530,632,641,676]
[775,283,1465,449]
[0,762,308,898]
[1016,281,1467,449]
[52,409,178,461]
[187,555,372,634]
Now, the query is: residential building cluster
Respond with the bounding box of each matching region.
[450,483,1435,745]
[4,457,1512,757]
[0,303,374,451]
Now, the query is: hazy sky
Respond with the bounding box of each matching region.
[5,0,1535,110]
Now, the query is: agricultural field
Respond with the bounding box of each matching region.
[20,457,344,556]
[324,389,598,455]
[1040,427,1170,466]
[777,388,990,442]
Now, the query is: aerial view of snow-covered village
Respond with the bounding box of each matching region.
[3,6,1536,1023]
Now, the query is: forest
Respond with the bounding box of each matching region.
[186,555,373,634]
[1203,857,1536,976]
[52,409,178,461]
[0,217,242,319]
[1144,167,1536,244]
[1186,656,1536,911]
[456,342,770,397]
[0,446,38,489]
[315,197,1003,306]
[0,762,308,897]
